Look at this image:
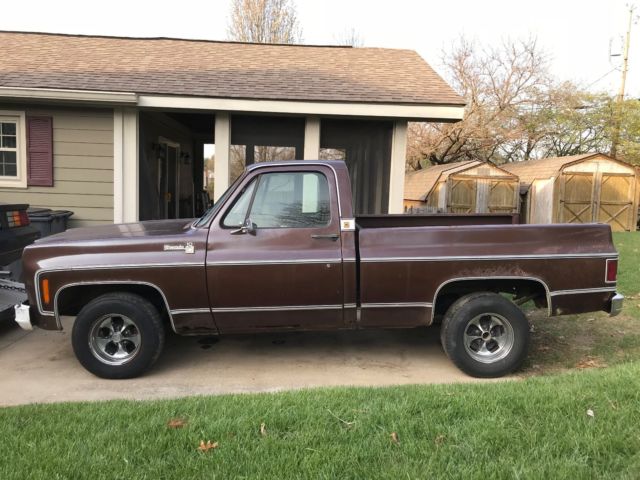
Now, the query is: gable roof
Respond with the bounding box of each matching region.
[0,31,465,106]
[502,153,603,187]
[404,160,481,201]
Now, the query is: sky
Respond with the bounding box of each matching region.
[1,0,637,98]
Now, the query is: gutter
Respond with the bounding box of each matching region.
[0,87,137,105]
[0,86,465,121]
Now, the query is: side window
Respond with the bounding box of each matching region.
[0,113,28,188]
[222,179,257,227]
[250,172,331,228]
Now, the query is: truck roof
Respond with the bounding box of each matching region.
[245,160,346,171]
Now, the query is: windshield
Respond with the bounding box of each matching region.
[193,174,245,227]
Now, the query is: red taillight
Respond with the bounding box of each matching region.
[5,210,29,227]
[19,210,29,226]
[606,259,618,283]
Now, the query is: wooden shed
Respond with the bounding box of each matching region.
[404,160,520,214]
[503,153,639,232]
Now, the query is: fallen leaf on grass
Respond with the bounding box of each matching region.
[434,434,446,446]
[390,432,400,444]
[576,357,606,369]
[198,440,219,452]
[260,422,267,437]
[586,409,595,418]
[167,418,188,429]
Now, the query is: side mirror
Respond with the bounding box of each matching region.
[231,217,257,236]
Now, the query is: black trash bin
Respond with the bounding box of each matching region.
[27,208,74,237]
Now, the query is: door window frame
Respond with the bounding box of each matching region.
[218,167,335,231]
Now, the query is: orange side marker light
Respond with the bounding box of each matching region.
[42,279,51,305]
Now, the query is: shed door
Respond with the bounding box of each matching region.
[488,180,518,213]
[559,173,594,224]
[597,173,635,231]
[448,178,476,213]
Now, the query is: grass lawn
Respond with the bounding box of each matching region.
[525,231,640,373]
[1,362,640,479]
[0,233,637,479]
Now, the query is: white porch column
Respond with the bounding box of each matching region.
[303,116,321,159]
[113,107,139,223]
[388,120,408,214]
[214,112,231,201]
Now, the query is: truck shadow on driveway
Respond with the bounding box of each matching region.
[0,319,484,406]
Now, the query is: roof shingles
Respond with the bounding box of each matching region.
[0,31,464,105]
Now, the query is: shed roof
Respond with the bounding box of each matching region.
[404,160,481,201]
[502,153,607,187]
[0,31,465,106]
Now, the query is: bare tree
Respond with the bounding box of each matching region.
[227,0,303,44]
[407,37,555,169]
[334,28,364,47]
[407,36,640,170]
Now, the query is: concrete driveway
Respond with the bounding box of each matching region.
[0,317,486,407]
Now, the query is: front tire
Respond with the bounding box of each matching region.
[440,292,529,378]
[72,292,165,379]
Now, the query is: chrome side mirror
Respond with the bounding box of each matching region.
[231,217,257,236]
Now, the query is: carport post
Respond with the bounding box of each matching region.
[388,120,407,214]
[113,107,139,223]
[214,112,231,201]
[303,116,320,159]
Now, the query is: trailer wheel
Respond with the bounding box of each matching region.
[440,292,529,378]
[72,292,165,379]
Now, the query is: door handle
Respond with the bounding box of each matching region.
[311,234,339,241]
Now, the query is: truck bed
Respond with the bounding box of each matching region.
[356,222,618,327]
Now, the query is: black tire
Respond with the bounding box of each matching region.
[440,292,529,378]
[71,292,165,379]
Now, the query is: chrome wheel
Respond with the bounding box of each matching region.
[88,314,141,366]
[463,313,514,364]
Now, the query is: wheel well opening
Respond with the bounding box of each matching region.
[56,284,170,324]
[433,279,548,321]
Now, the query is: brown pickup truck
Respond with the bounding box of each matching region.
[16,161,623,379]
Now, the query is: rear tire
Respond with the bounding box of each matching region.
[440,292,529,378]
[72,292,165,379]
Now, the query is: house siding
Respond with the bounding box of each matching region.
[0,105,114,228]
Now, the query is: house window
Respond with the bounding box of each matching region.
[0,112,27,188]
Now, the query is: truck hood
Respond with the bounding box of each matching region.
[33,219,195,246]
[22,218,208,276]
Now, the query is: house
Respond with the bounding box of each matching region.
[503,153,639,232]
[404,160,519,214]
[0,31,465,227]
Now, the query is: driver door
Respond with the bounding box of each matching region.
[206,165,344,333]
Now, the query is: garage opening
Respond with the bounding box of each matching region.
[139,111,214,221]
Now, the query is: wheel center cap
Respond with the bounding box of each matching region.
[482,332,491,341]
[112,332,122,342]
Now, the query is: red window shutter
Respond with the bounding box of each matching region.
[27,116,53,187]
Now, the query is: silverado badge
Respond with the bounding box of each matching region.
[163,242,195,254]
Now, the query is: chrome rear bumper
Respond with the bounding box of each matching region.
[609,293,624,317]
[14,302,33,330]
